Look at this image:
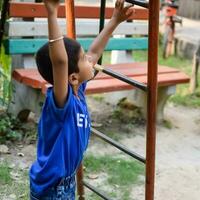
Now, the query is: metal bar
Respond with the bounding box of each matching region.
[65,0,76,39]
[91,128,146,164]
[77,165,85,200]
[83,181,113,200]
[145,0,159,200]
[65,1,84,199]
[125,0,149,8]
[94,64,148,91]
[0,0,9,50]
[98,0,106,66]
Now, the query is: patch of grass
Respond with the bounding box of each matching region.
[132,50,148,62]
[0,162,12,185]
[91,94,105,102]
[162,119,173,129]
[102,52,111,64]
[0,164,29,200]
[170,90,200,107]
[107,158,144,186]
[84,154,144,199]
[105,130,122,141]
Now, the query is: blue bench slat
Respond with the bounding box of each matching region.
[4,37,148,54]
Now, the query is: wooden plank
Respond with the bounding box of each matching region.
[4,37,148,54]
[9,2,149,20]
[41,72,189,94]
[86,72,189,94]
[96,63,180,79]
[12,68,189,95]
[5,20,148,37]
[12,69,46,88]
[12,64,180,83]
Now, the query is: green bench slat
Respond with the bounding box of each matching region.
[4,38,148,54]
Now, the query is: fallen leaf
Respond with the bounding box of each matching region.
[88,173,99,179]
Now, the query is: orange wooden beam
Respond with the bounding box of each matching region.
[9,2,148,20]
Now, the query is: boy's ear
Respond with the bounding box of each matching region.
[69,73,79,85]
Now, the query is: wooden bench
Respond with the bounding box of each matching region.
[3,2,190,122]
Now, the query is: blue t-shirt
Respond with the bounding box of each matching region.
[29,82,91,195]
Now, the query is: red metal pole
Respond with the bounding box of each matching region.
[145,0,159,199]
[65,0,76,39]
[76,165,85,200]
[65,0,85,199]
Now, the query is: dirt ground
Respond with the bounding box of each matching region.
[1,96,200,200]
[87,97,200,200]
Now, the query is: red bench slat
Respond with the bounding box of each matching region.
[12,65,190,95]
[9,2,148,20]
[41,71,190,95]
[96,62,179,79]
[86,72,190,94]
[12,69,46,89]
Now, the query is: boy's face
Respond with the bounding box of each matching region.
[77,47,95,82]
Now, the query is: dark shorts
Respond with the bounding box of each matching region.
[30,174,76,200]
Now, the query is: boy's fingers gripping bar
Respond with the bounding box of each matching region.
[94,64,104,72]
[125,0,149,8]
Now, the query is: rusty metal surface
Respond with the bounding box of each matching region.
[145,0,160,199]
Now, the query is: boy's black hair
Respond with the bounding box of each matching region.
[36,37,81,85]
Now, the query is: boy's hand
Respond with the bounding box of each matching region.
[43,0,60,14]
[111,0,134,24]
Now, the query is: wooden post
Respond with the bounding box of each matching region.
[190,46,200,93]
[146,0,159,199]
[65,0,85,199]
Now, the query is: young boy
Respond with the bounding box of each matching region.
[29,0,133,199]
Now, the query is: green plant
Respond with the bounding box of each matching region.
[0,113,23,143]
[112,98,144,124]
[0,46,11,106]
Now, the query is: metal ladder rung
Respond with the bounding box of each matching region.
[83,181,113,200]
[91,127,146,164]
[94,64,148,92]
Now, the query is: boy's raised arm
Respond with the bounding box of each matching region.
[87,0,133,65]
[44,0,68,108]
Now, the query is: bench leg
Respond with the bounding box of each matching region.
[103,86,176,122]
[8,80,44,121]
[132,86,176,122]
[190,54,199,93]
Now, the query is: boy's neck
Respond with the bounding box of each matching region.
[72,84,80,98]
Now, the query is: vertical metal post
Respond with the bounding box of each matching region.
[145,0,160,200]
[65,0,85,199]
[76,165,85,200]
[65,0,76,39]
[98,0,106,65]
[0,0,9,51]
